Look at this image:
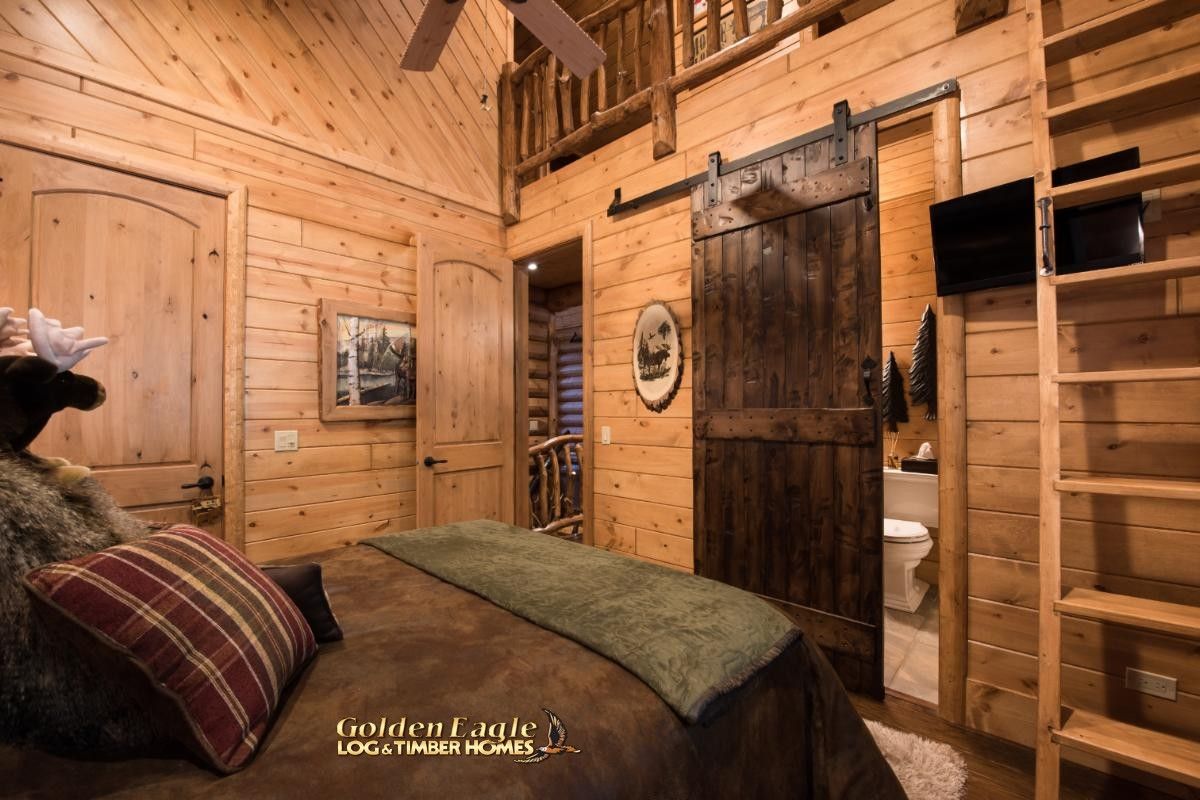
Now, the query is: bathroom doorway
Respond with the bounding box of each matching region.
[512,236,591,541]
[877,111,942,706]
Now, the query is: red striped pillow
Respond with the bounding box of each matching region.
[24,525,316,773]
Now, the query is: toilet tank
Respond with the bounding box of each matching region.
[883,468,939,528]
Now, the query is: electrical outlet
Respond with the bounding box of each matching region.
[1126,667,1177,701]
[601,425,612,445]
[274,430,299,452]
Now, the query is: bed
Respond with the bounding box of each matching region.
[0,524,905,799]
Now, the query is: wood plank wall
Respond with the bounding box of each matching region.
[0,0,509,208]
[879,116,940,588]
[0,1,508,562]
[509,0,1200,776]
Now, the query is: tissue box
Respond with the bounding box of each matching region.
[900,457,938,475]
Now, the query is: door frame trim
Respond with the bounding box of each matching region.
[0,132,249,551]
[878,97,968,723]
[508,222,595,544]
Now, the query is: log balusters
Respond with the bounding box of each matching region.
[497,0,862,222]
[529,434,585,539]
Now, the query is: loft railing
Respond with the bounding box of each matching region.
[499,0,863,222]
[529,434,585,539]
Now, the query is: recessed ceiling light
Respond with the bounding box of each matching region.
[526,262,538,271]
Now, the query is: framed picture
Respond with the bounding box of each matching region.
[318,299,416,422]
[632,301,684,413]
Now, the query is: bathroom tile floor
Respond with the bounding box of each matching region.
[884,587,938,704]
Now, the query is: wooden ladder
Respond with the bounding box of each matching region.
[1026,1,1200,796]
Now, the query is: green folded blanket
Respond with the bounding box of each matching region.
[365,520,799,723]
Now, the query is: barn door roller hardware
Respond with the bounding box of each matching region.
[607,79,958,217]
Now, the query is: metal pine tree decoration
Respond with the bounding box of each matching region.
[909,304,937,421]
[881,350,908,433]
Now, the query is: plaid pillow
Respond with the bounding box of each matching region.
[24,525,316,772]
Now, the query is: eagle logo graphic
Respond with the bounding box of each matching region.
[514,708,581,763]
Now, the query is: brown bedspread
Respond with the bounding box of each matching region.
[0,545,903,800]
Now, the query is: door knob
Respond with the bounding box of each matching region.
[423,456,449,468]
[181,475,215,491]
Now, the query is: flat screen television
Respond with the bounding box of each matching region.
[930,149,1145,295]
[1051,148,1144,274]
[930,177,1036,296]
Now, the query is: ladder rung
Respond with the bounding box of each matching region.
[1055,474,1200,501]
[1056,587,1200,638]
[1050,153,1200,209]
[1054,710,1200,788]
[1047,63,1200,134]
[1042,0,1200,66]
[1054,367,1200,384]
[1050,257,1200,288]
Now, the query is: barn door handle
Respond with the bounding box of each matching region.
[181,475,215,492]
[423,456,448,468]
[861,356,877,405]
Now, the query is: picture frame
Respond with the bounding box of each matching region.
[318,299,417,422]
[631,301,684,413]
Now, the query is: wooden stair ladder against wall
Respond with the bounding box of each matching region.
[1026,1,1200,796]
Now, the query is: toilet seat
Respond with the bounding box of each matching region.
[883,517,929,543]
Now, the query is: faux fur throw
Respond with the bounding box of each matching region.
[0,451,161,754]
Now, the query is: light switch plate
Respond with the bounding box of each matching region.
[601,425,611,445]
[1125,667,1177,701]
[274,430,299,452]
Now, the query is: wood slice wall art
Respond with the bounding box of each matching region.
[318,299,417,422]
[632,300,684,412]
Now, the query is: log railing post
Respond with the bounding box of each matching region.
[648,0,676,157]
[681,0,695,67]
[706,0,721,55]
[499,62,519,224]
[596,23,609,111]
[545,54,560,145]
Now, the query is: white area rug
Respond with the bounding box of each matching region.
[866,719,968,800]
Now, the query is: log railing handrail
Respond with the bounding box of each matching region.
[500,0,865,223]
[529,434,585,538]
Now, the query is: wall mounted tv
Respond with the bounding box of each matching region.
[929,148,1144,296]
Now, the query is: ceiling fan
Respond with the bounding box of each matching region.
[401,0,606,78]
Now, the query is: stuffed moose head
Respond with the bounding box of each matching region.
[0,307,109,474]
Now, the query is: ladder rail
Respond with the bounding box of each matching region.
[1027,2,1062,798]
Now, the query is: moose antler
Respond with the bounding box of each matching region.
[27,308,108,372]
[0,307,33,357]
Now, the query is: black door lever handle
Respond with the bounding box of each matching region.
[423,456,449,468]
[181,475,215,491]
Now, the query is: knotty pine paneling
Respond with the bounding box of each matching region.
[509,0,1200,769]
[0,28,505,563]
[0,0,509,208]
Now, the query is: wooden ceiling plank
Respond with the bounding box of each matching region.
[127,0,270,123]
[40,0,158,83]
[85,0,217,101]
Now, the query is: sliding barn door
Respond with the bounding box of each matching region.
[0,144,227,536]
[691,124,883,695]
[416,237,516,527]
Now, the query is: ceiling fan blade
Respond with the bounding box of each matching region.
[502,0,606,78]
[401,0,468,71]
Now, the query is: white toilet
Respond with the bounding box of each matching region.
[883,467,938,613]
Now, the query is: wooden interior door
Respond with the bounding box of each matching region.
[0,144,227,535]
[691,123,884,695]
[416,237,516,527]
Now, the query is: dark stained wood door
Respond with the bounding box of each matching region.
[691,123,883,695]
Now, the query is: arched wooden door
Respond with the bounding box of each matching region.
[0,144,227,535]
[416,237,516,526]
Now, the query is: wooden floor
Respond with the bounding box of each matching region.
[853,692,1186,800]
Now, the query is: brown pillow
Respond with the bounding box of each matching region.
[24,526,316,773]
[262,563,344,643]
